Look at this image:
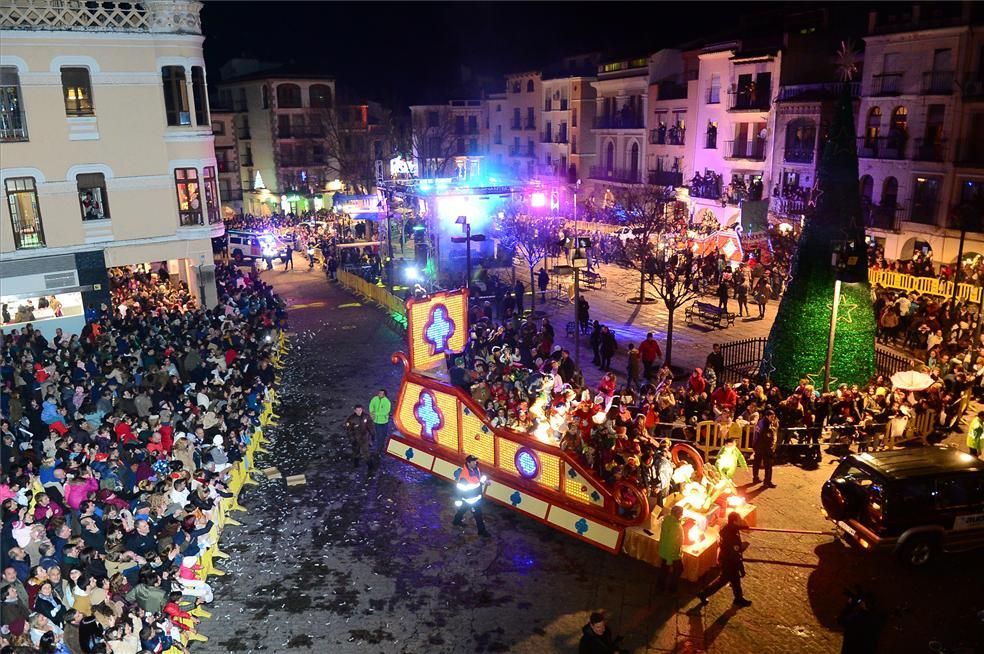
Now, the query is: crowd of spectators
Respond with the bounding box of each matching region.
[1,262,286,653]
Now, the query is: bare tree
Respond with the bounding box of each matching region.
[411,107,461,179]
[496,202,564,305]
[646,249,700,367]
[306,104,397,194]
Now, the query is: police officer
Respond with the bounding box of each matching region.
[453,455,490,537]
[343,404,373,469]
[698,511,752,607]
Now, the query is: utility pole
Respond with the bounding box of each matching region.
[453,215,485,292]
[572,179,583,368]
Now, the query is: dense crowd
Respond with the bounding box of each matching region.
[1,263,286,653]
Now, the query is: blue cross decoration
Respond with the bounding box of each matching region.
[510,491,522,506]
[590,491,601,502]
[574,518,589,535]
[413,390,443,441]
[423,304,456,356]
[405,448,415,460]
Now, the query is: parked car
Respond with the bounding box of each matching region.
[820,447,984,566]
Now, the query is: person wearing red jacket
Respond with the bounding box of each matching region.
[688,369,707,395]
[638,332,663,380]
[711,383,738,412]
[452,455,490,537]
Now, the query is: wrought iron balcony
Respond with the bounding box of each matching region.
[863,202,901,231]
[871,73,904,96]
[784,146,814,164]
[728,89,771,112]
[589,166,641,184]
[857,136,906,160]
[724,139,766,161]
[922,70,954,95]
[776,82,860,101]
[648,170,683,187]
[908,198,939,226]
[912,138,946,162]
[594,114,645,129]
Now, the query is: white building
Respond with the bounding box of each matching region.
[587,57,649,191]
[646,49,699,188]
[1,0,222,336]
[859,3,984,263]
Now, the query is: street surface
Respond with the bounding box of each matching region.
[196,260,983,654]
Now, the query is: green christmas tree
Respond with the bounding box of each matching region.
[761,85,876,389]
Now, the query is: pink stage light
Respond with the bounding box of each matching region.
[530,192,546,207]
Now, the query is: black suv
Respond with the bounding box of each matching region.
[821,448,984,566]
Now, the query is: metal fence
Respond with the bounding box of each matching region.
[719,337,917,386]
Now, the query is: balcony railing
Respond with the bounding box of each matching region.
[510,119,521,130]
[594,114,645,129]
[555,133,568,144]
[922,70,954,95]
[649,127,685,146]
[857,136,906,160]
[784,146,814,164]
[524,120,536,130]
[0,111,28,141]
[728,89,771,112]
[863,202,901,231]
[589,166,641,184]
[908,198,939,225]
[724,139,766,161]
[776,82,860,101]
[770,195,809,217]
[705,87,721,104]
[956,143,984,167]
[872,73,904,96]
[541,131,553,143]
[648,170,683,186]
[912,138,946,162]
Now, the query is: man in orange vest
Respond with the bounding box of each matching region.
[453,455,491,537]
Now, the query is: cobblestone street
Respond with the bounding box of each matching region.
[195,264,984,654]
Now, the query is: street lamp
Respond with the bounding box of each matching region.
[572,179,584,367]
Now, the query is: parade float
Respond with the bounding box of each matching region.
[384,288,756,579]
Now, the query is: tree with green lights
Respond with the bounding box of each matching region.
[761,85,876,390]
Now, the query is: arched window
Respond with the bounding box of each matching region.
[881,177,898,207]
[629,142,640,180]
[276,83,301,108]
[512,81,521,93]
[785,118,817,162]
[859,175,873,203]
[309,84,332,108]
[890,106,908,134]
[865,107,882,142]
[526,79,534,93]
[605,142,615,172]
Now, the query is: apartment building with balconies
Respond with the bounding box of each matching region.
[0,0,222,328]
[588,57,649,189]
[410,99,487,181]
[216,65,336,214]
[687,42,780,227]
[537,74,596,183]
[646,49,699,189]
[210,105,243,215]
[859,2,984,263]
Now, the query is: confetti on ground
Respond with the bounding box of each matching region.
[285,474,307,486]
[262,467,282,480]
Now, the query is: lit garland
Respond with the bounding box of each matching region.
[763,86,876,390]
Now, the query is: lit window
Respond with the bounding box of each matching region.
[174,168,202,226]
[202,166,220,224]
[61,67,94,116]
[162,66,190,126]
[4,177,45,249]
[77,173,109,221]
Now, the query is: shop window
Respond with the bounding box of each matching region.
[61,67,94,116]
[77,173,110,221]
[174,168,202,226]
[5,177,45,249]
[203,166,220,224]
[191,66,209,126]
[161,66,190,126]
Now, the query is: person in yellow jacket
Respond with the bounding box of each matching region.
[968,411,984,458]
[717,437,748,479]
[368,389,391,452]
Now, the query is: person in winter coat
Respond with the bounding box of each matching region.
[578,611,626,654]
[599,326,617,371]
[344,405,374,469]
[656,504,684,592]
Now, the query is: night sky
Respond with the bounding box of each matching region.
[201,1,870,108]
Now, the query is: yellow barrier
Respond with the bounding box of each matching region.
[336,269,407,320]
[869,269,983,304]
[694,421,754,461]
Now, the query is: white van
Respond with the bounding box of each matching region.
[227,229,290,262]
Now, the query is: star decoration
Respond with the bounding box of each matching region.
[835,40,861,83]
[827,294,859,325]
[806,365,838,389]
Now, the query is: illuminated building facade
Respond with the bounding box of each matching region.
[1,0,222,335]
[587,57,650,190]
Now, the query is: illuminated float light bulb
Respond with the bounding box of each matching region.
[727,495,745,507]
[688,525,702,543]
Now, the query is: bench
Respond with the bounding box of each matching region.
[581,270,607,289]
[685,300,736,329]
[566,320,592,337]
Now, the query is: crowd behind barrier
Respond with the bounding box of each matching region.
[1,263,289,653]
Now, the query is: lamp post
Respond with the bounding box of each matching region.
[572,179,583,368]
[452,215,485,292]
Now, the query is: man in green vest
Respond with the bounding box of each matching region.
[657,504,684,593]
[368,388,392,453]
[967,411,984,458]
